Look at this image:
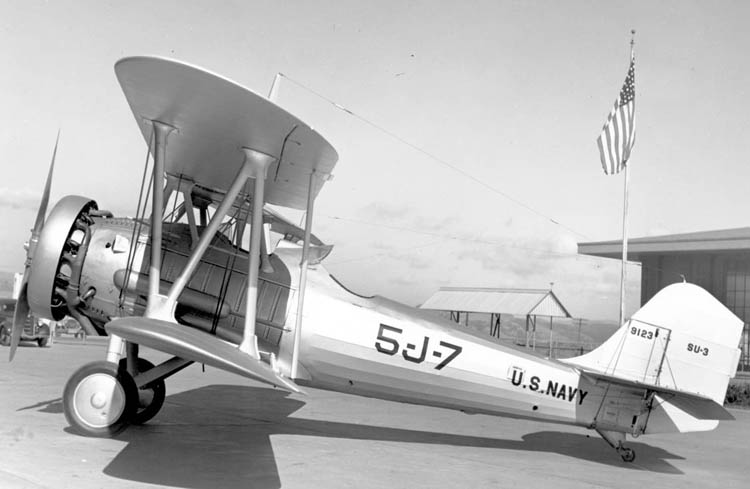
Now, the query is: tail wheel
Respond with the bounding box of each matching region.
[118,357,166,424]
[63,361,137,437]
[619,447,636,463]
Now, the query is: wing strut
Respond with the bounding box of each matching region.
[238,148,275,358]
[291,169,318,379]
[181,183,200,247]
[146,121,176,310]
[106,120,175,364]
[268,73,282,102]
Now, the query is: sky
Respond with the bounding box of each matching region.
[1,0,749,320]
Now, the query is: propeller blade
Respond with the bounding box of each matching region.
[11,132,60,361]
[31,130,59,240]
[9,282,29,362]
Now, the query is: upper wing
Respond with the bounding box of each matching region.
[115,56,338,210]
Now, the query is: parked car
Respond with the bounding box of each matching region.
[0,297,50,347]
[55,317,84,338]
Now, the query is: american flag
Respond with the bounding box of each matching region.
[597,56,636,175]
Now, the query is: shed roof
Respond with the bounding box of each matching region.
[578,227,750,259]
[420,287,571,318]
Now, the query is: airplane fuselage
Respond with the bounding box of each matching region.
[272,249,646,435]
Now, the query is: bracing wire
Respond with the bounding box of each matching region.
[277,73,590,240]
[267,77,683,280]
[210,187,250,335]
[120,129,154,309]
[320,212,686,281]
[326,240,447,266]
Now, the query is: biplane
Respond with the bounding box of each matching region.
[7,56,743,463]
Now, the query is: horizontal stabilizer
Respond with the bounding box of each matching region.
[665,392,734,421]
[106,317,303,394]
[579,369,734,420]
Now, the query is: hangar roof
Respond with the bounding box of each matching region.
[578,227,750,259]
[420,287,571,318]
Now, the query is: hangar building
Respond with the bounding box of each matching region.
[578,227,750,371]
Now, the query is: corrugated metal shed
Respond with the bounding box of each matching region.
[420,287,571,318]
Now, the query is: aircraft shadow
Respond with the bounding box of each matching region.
[62,385,684,489]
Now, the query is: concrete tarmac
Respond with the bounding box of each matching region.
[1,338,748,489]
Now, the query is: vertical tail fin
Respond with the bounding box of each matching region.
[563,283,742,403]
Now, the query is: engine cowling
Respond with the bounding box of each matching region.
[27,195,98,321]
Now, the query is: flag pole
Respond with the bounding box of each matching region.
[619,161,630,325]
[619,30,636,326]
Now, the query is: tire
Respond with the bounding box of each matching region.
[63,361,138,437]
[0,325,9,347]
[118,357,166,425]
[37,336,49,347]
[619,448,636,463]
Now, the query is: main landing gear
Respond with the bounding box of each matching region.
[62,346,190,437]
[596,429,636,463]
[63,361,138,437]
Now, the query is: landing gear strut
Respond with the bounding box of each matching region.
[596,429,636,463]
[118,357,166,425]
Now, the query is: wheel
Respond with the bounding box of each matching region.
[619,447,636,463]
[37,336,49,347]
[0,325,9,346]
[63,361,138,437]
[118,357,166,425]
